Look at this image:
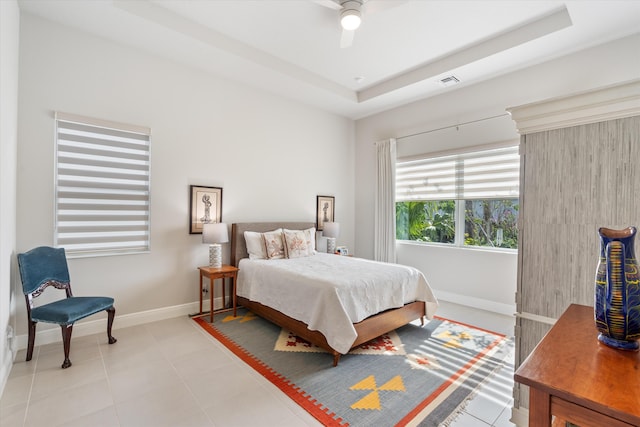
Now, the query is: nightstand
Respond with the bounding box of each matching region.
[197,265,239,322]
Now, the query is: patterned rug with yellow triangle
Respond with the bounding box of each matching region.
[193,309,511,427]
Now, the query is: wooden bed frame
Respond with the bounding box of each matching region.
[230,222,426,366]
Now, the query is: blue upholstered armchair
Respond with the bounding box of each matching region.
[17,246,117,369]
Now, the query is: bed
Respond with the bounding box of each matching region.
[230,222,438,366]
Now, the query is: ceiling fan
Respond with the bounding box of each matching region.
[315,0,407,48]
[315,0,366,48]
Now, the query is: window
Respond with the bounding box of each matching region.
[55,112,151,257]
[395,144,519,249]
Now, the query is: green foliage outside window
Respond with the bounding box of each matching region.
[396,201,426,241]
[463,199,519,248]
[396,200,455,243]
[396,199,519,249]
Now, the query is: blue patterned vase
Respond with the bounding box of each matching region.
[594,226,640,351]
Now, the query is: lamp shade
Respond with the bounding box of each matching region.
[323,222,340,238]
[202,223,229,244]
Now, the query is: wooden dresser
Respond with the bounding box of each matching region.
[515,304,640,427]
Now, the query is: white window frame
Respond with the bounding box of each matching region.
[395,141,519,249]
[54,112,151,258]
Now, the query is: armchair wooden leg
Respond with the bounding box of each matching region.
[26,320,37,362]
[106,307,117,345]
[61,324,73,369]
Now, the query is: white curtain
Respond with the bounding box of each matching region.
[374,138,397,263]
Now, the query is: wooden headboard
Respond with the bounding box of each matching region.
[230,222,316,266]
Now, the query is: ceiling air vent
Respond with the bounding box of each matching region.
[439,75,460,87]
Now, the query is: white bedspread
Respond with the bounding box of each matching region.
[237,253,438,354]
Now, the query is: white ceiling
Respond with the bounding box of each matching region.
[17,0,640,119]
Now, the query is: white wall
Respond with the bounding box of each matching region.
[0,0,20,395]
[354,33,640,322]
[15,13,354,340]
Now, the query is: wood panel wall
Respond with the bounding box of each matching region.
[514,115,640,411]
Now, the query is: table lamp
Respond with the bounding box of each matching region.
[323,222,340,254]
[202,223,229,268]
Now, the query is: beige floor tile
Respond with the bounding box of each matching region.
[34,343,101,373]
[30,334,61,356]
[103,323,152,343]
[201,384,316,427]
[0,402,27,427]
[114,382,204,427]
[31,349,63,372]
[35,333,99,356]
[7,355,36,380]
[163,410,213,427]
[29,357,106,401]
[156,331,214,361]
[24,378,113,427]
[56,406,119,427]
[0,373,33,410]
[144,317,199,342]
[170,344,235,379]
[254,376,324,426]
[97,324,156,356]
[108,357,184,404]
[98,339,152,359]
[183,364,257,408]
[13,349,28,360]
[251,377,324,427]
[100,344,165,374]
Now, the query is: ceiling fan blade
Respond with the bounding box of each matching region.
[340,29,355,48]
[313,0,342,10]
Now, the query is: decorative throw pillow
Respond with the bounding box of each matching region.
[303,227,316,253]
[284,227,316,255]
[244,231,267,260]
[262,230,285,260]
[284,230,311,258]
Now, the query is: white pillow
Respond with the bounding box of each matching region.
[262,230,285,260]
[244,231,267,260]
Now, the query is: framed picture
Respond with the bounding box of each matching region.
[316,195,335,231]
[190,185,222,234]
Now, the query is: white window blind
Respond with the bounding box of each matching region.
[396,144,519,201]
[55,112,151,257]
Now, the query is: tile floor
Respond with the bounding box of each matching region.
[1,306,516,427]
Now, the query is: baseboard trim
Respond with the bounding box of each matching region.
[14,293,514,348]
[516,311,557,326]
[0,346,13,401]
[511,407,529,426]
[434,290,516,317]
[14,298,221,351]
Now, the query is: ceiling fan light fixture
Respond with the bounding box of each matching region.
[340,1,362,31]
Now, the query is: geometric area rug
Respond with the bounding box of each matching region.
[193,309,511,427]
